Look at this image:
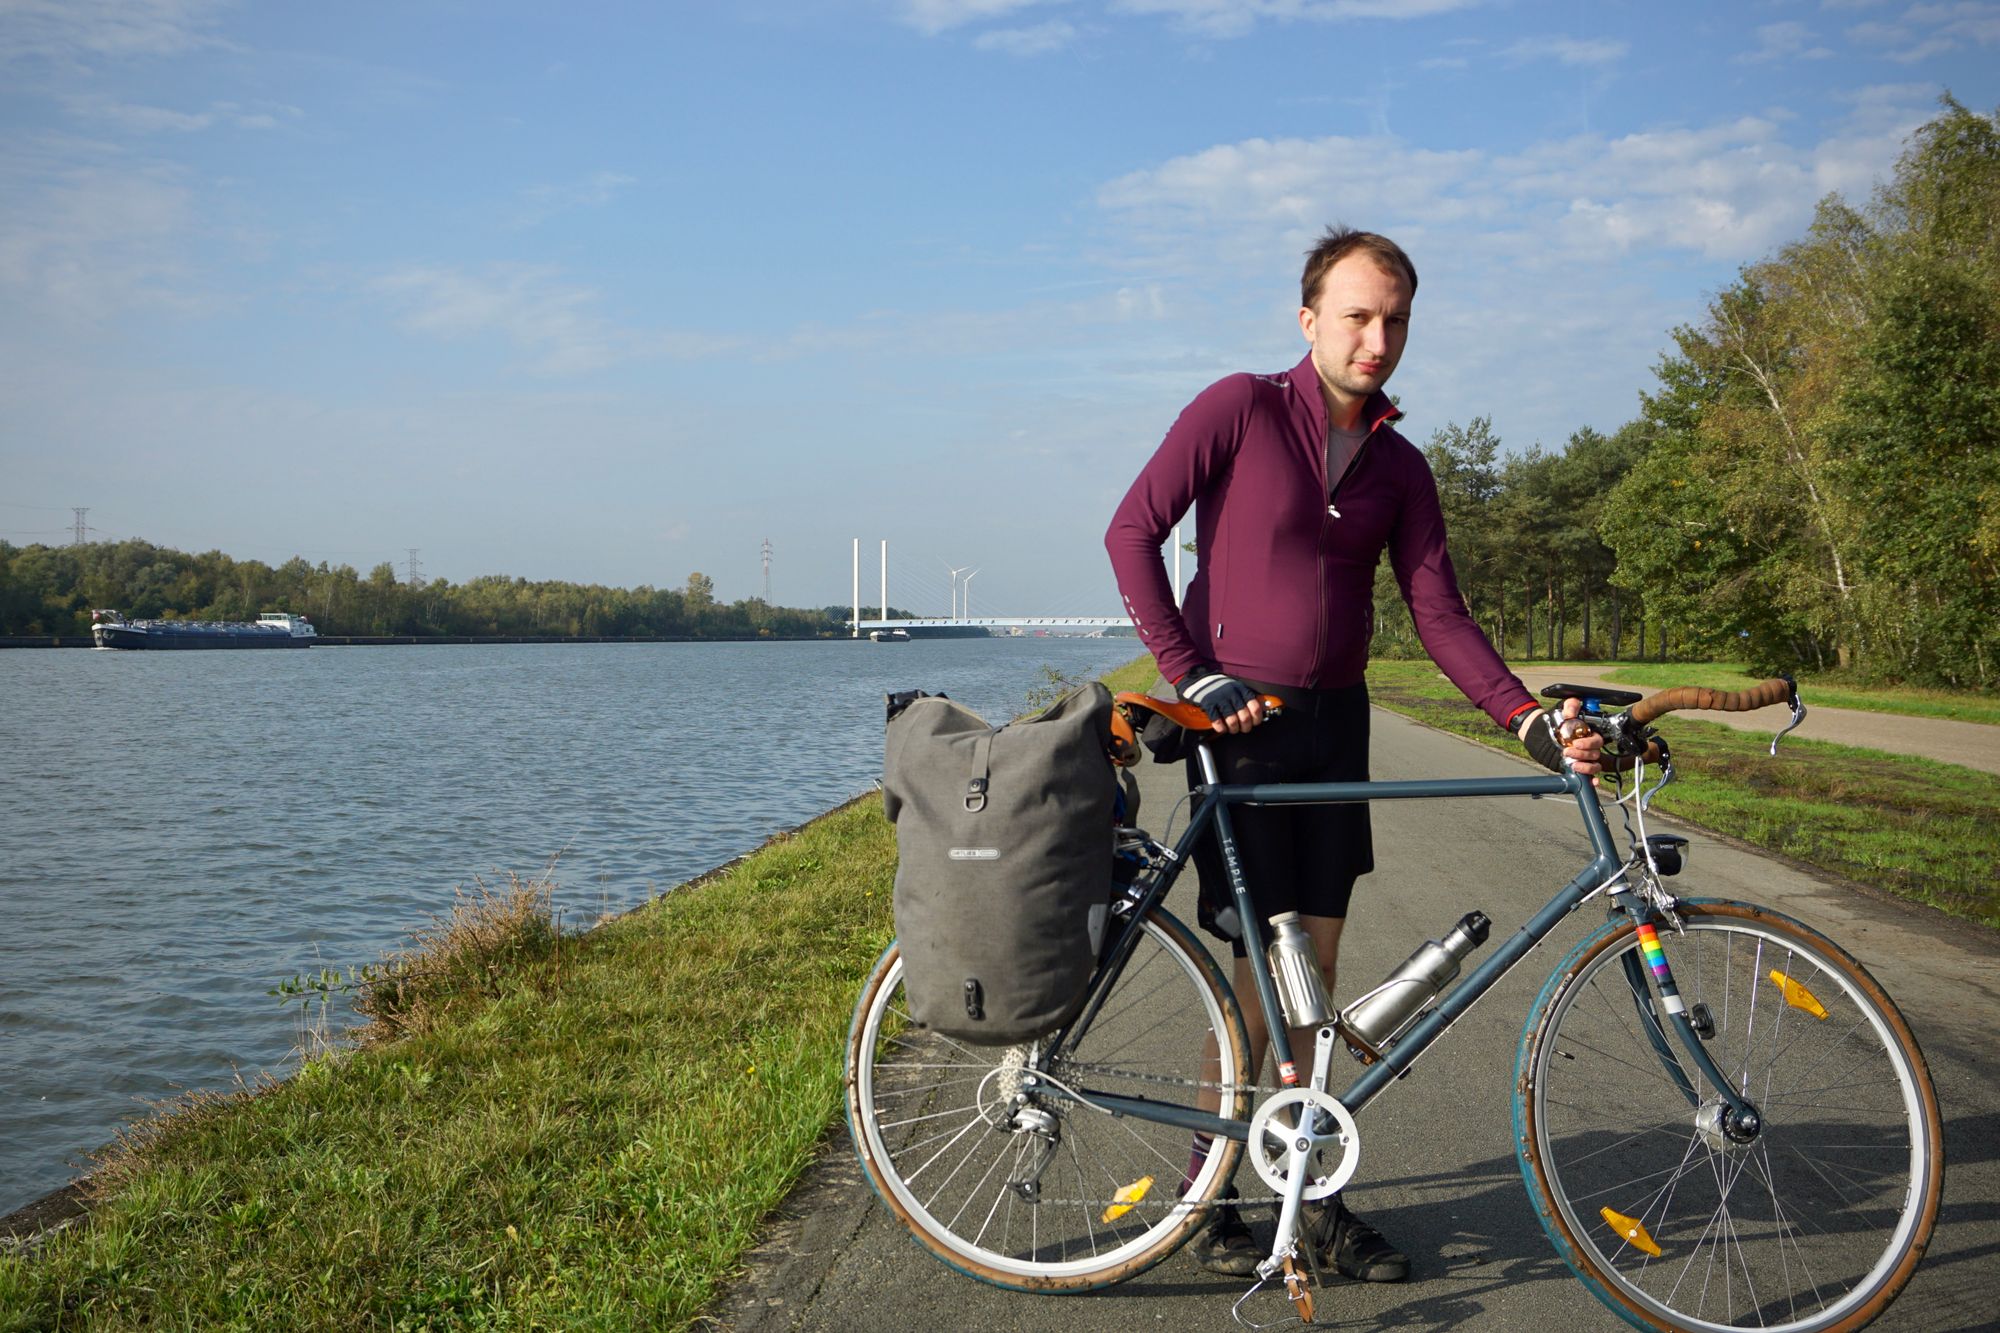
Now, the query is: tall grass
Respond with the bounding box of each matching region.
[0,799,898,1330]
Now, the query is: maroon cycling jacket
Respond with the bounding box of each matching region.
[1105,352,1534,731]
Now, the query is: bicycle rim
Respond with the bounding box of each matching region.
[1517,900,1942,1333]
[845,909,1250,1290]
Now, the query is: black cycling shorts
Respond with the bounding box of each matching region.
[1185,679,1374,957]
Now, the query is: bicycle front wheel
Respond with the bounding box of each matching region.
[1516,899,1942,1333]
[845,907,1251,1291]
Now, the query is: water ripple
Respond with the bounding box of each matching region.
[0,637,1140,1213]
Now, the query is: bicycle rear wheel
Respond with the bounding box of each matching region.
[1516,899,1942,1333]
[845,906,1251,1291]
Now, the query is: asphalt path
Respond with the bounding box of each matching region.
[709,709,1999,1332]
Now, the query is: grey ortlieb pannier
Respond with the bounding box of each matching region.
[882,683,1120,1045]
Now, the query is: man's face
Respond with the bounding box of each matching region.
[1298,253,1413,412]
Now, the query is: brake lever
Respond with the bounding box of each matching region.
[1640,733,1675,805]
[1770,680,1807,756]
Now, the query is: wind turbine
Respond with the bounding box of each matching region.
[956,564,980,620]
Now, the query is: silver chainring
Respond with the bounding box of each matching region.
[1245,1088,1361,1202]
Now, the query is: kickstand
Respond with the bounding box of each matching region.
[1229,1254,1318,1329]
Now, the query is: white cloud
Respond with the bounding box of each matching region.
[0,0,235,63]
[1098,134,1487,234]
[514,171,638,227]
[1735,21,1835,63]
[899,0,1481,41]
[1112,0,1480,38]
[369,266,623,374]
[1905,0,2000,38]
[0,137,211,321]
[62,94,298,133]
[1888,34,1958,59]
[367,265,737,375]
[1846,20,1907,44]
[899,0,1061,36]
[974,19,1078,52]
[1499,35,1629,66]
[1846,1,2000,59]
[1096,93,1932,277]
[1082,95,1941,451]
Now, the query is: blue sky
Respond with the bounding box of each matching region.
[3,1,1995,615]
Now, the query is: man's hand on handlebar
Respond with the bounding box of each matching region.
[1176,666,1267,735]
[1518,698,1607,784]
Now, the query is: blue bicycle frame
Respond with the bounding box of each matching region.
[1046,746,1761,1140]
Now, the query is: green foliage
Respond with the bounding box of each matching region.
[1598,95,2000,688]
[1371,416,1648,663]
[1022,663,1091,712]
[0,539,852,640]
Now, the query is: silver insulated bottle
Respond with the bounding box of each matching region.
[1343,911,1491,1048]
[1267,911,1332,1027]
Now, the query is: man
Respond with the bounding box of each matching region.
[1103,226,1602,1281]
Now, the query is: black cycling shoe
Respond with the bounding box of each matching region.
[1191,1189,1260,1277]
[1304,1194,1409,1283]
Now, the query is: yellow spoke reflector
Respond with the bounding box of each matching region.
[1769,969,1830,1020]
[1101,1175,1156,1223]
[1600,1207,1663,1258]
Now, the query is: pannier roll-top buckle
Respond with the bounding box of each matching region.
[965,732,993,812]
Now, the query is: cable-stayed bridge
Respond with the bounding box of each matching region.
[851,616,1130,634]
[846,537,1169,637]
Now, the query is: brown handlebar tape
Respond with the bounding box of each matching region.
[1114,690,1286,732]
[1627,678,1794,727]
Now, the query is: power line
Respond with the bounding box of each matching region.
[71,507,89,546]
[405,547,424,587]
[761,537,772,602]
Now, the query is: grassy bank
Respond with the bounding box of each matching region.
[0,799,899,1330]
[1366,660,2000,928]
[0,661,1165,1331]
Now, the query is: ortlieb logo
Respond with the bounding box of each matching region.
[948,848,1000,861]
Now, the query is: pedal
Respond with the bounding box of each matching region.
[1281,1255,1316,1323]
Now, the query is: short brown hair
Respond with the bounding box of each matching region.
[1300,226,1418,308]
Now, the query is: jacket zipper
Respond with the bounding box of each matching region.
[1312,423,1372,682]
[1326,428,1368,519]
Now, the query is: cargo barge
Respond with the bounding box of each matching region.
[90,610,317,650]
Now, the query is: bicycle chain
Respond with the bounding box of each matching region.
[1015,1060,1341,1209]
[1052,1057,1289,1098]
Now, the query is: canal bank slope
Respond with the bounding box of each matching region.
[0,792,904,1327]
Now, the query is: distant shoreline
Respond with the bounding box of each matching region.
[0,632,1015,650]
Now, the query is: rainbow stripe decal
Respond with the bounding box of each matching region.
[1636,923,1686,1014]
[1636,924,1670,979]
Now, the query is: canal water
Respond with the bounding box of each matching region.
[0,637,1146,1216]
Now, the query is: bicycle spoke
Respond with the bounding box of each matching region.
[1521,907,1938,1332]
[847,913,1249,1289]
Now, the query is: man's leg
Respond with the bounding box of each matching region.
[1292,914,1408,1282]
[1187,916,1352,1277]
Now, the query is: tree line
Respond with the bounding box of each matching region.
[1369,96,1997,690]
[0,539,895,640]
